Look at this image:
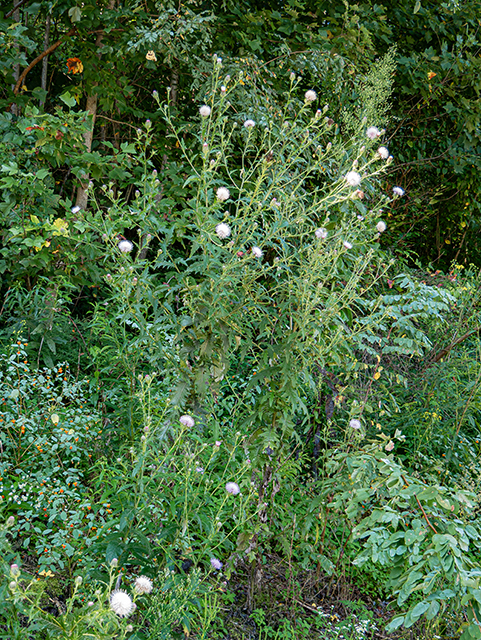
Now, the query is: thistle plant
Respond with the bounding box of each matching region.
[95,56,398,462]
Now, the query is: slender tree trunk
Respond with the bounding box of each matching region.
[11,1,20,115]
[75,0,116,209]
[40,13,50,109]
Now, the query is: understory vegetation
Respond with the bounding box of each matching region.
[2,1,481,639]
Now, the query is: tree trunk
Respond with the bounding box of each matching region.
[40,13,50,109]
[75,0,116,209]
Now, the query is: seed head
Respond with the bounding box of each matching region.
[199,105,211,117]
[110,590,134,617]
[134,575,153,595]
[118,239,133,253]
[226,481,240,495]
[215,223,231,239]
[180,415,195,428]
[304,90,317,102]
[216,187,230,202]
[366,126,381,140]
[345,171,361,187]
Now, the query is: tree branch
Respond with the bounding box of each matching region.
[13,27,76,95]
[5,0,29,19]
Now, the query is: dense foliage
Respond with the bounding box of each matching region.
[2,1,481,639]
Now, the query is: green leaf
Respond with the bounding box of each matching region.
[386,616,405,632]
[68,6,82,22]
[413,1,421,14]
[59,91,76,107]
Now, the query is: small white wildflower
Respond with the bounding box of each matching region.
[366,126,381,140]
[180,415,195,428]
[393,186,405,196]
[345,171,361,187]
[216,187,230,202]
[118,239,133,253]
[315,228,328,239]
[220,85,226,94]
[377,146,389,159]
[134,575,153,595]
[343,241,353,250]
[244,119,255,128]
[349,419,361,430]
[252,246,263,258]
[210,558,223,571]
[304,90,317,102]
[110,590,134,617]
[71,205,81,214]
[376,221,387,233]
[199,105,211,117]
[215,223,231,239]
[226,481,240,495]
[215,440,222,447]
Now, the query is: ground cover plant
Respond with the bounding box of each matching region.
[3,3,481,639]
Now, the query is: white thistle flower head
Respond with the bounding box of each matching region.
[226,481,240,495]
[110,590,134,617]
[210,558,223,571]
[315,228,328,239]
[343,241,353,250]
[393,186,405,197]
[180,414,195,428]
[376,221,387,233]
[304,90,317,102]
[345,171,361,187]
[199,105,211,117]
[215,222,231,239]
[134,575,153,595]
[366,126,381,140]
[220,85,226,94]
[244,119,255,128]
[216,187,230,202]
[118,239,133,253]
[349,419,361,430]
[251,246,263,258]
[71,205,81,214]
[377,146,389,159]
[385,440,395,451]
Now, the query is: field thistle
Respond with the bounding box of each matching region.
[180,415,195,427]
[216,187,230,202]
[343,241,353,250]
[377,146,389,159]
[304,90,317,102]
[251,246,263,258]
[134,575,153,595]
[366,126,381,140]
[315,228,328,239]
[349,419,361,430]
[345,171,361,187]
[244,119,255,128]
[110,590,134,617]
[376,221,387,233]
[215,223,231,239]
[226,481,240,495]
[118,239,133,253]
[199,105,211,117]
[393,186,405,197]
[210,558,223,571]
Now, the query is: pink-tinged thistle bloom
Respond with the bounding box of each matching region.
[110,590,134,617]
[215,440,222,447]
[216,187,230,202]
[180,415,195,428]
[343,241,353,250]
[215,223,231,239]
[244,119,255,128]
[226,481,240,495]
[345,171,361,187]
[377,146,389,159]
[134,575,153,594]
[393,186,405,197]
[252,246,263,258]
[71,205,81,214]
[366,126,381,140]
[210,558,223,571]
[118,239,133,253]
[349,419,361,430]
[315,228,328,239]
[304,90,317,102]
[385,441,395,451]
[199,105,211,117]
[376,221,387,233]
